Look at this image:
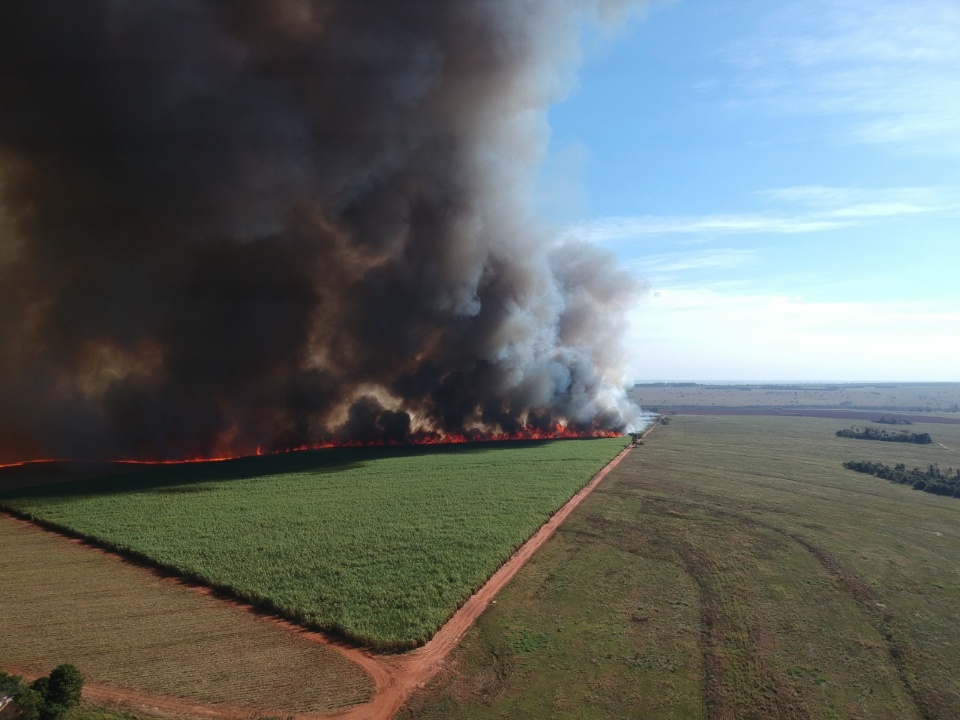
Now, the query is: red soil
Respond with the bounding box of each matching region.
[2,423,657,720]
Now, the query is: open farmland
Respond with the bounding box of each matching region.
[400,415,960,719]
[0,515,372,715]
[630,381,960,415]
[0,438,626,651]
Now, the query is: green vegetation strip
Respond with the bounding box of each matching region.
[0,438,626,650]
[836,426,932,444]
[844,460,960,497]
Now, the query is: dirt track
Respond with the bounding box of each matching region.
[661,407,960,425]
[330,430,643,720]
[2,667,262,720]
[3,426,653,720]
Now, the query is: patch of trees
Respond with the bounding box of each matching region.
[872,416,912,425]
[835,426,931,444]
[0,665,83,720]
[843,460,960,498]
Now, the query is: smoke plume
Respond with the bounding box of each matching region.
[0,0,643,462]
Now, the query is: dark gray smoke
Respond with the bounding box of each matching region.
[0,0,643,462]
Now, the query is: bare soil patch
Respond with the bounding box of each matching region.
[665,407,960,425]
[0,516,372,717]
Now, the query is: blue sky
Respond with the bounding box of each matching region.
[539,0,960,382]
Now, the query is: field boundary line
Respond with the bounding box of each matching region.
[340,417,661,719]
[0,665,277,720]
[2,422,661,720]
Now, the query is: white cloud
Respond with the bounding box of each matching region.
[761,184,957,208]
[760,185,960,219]
[627,248,756,274]
[567,185,959,244]
[728,0,960,153]
[624,286,960,382]
[568,214,849,243]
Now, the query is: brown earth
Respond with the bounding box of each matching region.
[662,407,960,425]
[3,424,655,720]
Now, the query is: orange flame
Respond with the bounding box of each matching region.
[275,423,620,454]
[0,424,621,469]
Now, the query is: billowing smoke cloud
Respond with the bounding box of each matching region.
[0,0,644,462]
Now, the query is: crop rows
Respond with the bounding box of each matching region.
[0,438,626,649]
[0,516,372,712]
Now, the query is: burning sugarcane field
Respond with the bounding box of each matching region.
[3,1,960,719]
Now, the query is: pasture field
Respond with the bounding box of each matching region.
[400,415,960,719]
[0,438,627,650]
[0,514,372,714]
[630,381,960,413]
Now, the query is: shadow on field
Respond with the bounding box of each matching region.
[0,439,562,497]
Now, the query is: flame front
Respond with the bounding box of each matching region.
[0,424,622,470]
[0,1,644,466]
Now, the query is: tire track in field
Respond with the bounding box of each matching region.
[695,507,930,720]
[3,423,658,720]
[707,505,932,719]
[673,532,811,720]
[788,535,935,720]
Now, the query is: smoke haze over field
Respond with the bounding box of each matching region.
[0,0,644,462]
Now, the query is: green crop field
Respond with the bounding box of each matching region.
[0,438,626,650]
[401,416,960,719]
[0,514,372,714]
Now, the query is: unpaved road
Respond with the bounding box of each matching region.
[3,425,655,720]
[2,667,262,720]
[660,407,960,425]
[328,432,642,720]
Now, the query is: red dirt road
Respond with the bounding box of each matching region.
[1,668,264,720]
[328,430,644,720]
[3,425,655,720]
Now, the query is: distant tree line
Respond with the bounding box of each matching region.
[872,416,912,425]
[634,382,699,388]
[0,665,83,720]
[835,426,931,444]
[843,460,960,498]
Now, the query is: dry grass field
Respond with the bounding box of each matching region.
[401,415,960,719]
[0,515,372,715]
